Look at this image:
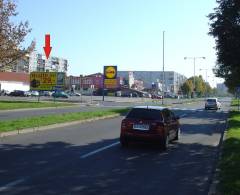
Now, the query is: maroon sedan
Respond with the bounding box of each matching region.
[120,106,180,149]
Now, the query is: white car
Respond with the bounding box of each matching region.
[205,98,221,110]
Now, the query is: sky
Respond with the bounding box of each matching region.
[16,0,223,87]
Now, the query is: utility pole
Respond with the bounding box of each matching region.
[162,31,165,105]
[184,56,206,98]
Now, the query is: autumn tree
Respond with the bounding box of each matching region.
[181,76,212,97]
[181,80,193,97]
[208,0,240,92]
[0,0,34,71]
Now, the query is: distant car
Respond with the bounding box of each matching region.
[30,91,39,97]
[120,106,180,149]
[205,98,221,110]
[1,90,10,96]
[24,91,32,97]
[66,91,81,96]
[39,91,52,96]
[52,91,69,98]
[9,90,25,97]
[151,94,163,99]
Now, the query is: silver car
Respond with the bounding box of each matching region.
[205,98,221,110]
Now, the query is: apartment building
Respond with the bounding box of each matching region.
[29,51,68,73]
[118,71,187,94]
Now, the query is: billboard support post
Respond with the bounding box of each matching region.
[38,91,40,102]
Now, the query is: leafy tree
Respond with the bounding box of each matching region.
[181,79,193,97]
[188,76,206,97]
[181,75,213,97]
[0,0,34,71]
[208,0,240,92]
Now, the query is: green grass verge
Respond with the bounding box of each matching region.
[231,98,240,107]
[0,108,129,132]
[219,110,240,194]
[0,100,74,110]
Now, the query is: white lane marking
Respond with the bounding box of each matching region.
[80,141,120,159]
[0,178,26,192]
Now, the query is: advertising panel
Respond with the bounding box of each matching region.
[30,72,65,91]
[104,66,117,88]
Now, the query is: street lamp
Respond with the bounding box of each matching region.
[199,68,208,83]
[184,56,206,97]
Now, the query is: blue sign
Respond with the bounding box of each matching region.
[237,86,240,93]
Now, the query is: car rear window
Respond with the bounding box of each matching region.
[207,99,217,103]
[126,108,163,120]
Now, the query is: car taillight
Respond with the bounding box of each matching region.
[121,119,133,131]
[152,122,164,134]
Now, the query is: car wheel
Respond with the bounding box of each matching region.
[173,128,180,141]
[161,134,169,150]
[120,138,129,147]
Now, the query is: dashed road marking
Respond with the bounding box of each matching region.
[80,141,120,159]
[0,178,26,192]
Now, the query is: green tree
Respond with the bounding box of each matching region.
[208,0,240,92]
[181,80,193,97]
[0,0,34,71]
[188,76,206,97]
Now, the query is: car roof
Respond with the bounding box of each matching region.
[132,106,167,111]
[206,98,218,100]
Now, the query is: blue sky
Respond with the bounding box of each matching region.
[16,0,222,86]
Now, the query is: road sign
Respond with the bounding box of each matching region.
[30,72,65,91]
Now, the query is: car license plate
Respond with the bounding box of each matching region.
[133,124,149,130]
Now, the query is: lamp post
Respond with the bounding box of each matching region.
[184,56,206,97]
[199,68,208,83]
[162,31,165,105]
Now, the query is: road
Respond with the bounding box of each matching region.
[0,98,230,195]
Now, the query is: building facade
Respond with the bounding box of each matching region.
[0,72,30,92]
[217,83,228,93]
[0,51,68,73]
[118,71,187,94]
[29,51,68,73]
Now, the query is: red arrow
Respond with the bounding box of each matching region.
[43,34,52,59]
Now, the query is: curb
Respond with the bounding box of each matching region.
[208,118,229,195]
[0,114,120,138]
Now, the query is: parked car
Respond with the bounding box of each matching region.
[39,91,52,96]
[0,90,10,96]
[30,91,39,97]
[24,91,32,97]
[151,94,163,99]
[9,90,25,97]
[120,106,180,149]
[205,98,221,110]
[52,91,69,98]
[66,91,81,96]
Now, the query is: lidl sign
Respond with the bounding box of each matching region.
[104,66,117,88]
[104,66,117,79]
[30,72,65,91]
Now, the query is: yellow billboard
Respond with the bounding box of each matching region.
[104,66,117,89]
[30,72,65,91]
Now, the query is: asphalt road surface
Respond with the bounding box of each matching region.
[0,98,231,195]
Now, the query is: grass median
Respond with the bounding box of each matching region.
[0,108,129,133]
[0,100,74,110]
[219,101,240,194]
